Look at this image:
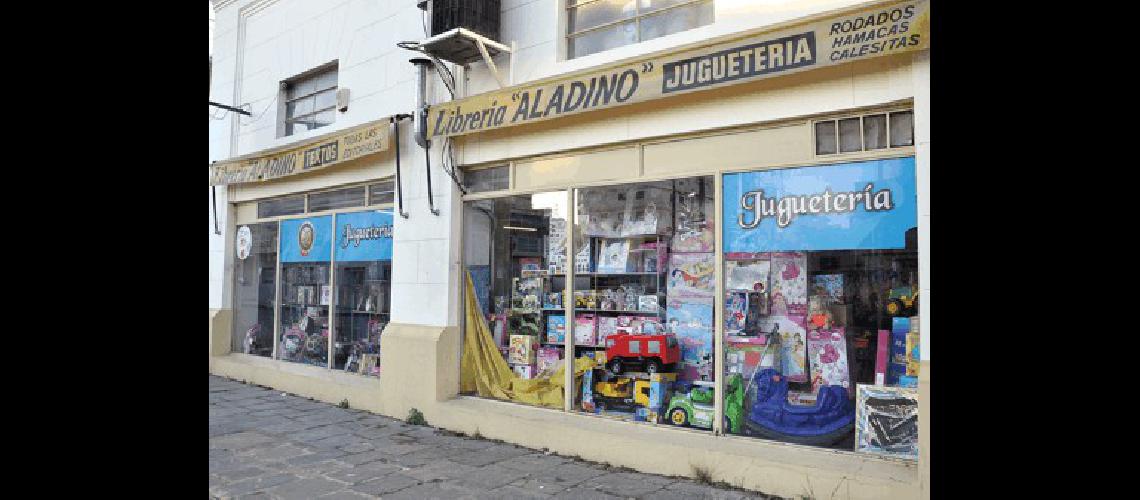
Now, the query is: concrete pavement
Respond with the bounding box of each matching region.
[209,375,774,499]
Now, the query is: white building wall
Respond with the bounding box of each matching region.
[209,0,461,326]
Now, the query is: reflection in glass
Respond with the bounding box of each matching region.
[815,121,837,155]
[863,114,887,150]
[839,118,862,153]
[231,223,278,357]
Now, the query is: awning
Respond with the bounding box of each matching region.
[209,119,391,186]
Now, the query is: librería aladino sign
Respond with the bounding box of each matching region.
[209,121,390,186]
[427,0,929,139]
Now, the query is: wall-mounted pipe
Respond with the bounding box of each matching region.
[411,57,440,216]
[391,114,412,219]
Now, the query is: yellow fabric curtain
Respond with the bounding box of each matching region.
[461,271,596,409]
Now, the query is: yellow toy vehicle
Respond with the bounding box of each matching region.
[593,377,651,412]
[886,287,919,316]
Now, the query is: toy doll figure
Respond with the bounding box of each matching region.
[770,282,788,315]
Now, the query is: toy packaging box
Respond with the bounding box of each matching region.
[855,384,919,459]
[812,274,845,304]
[724,291,748,334]
[666,298,714,383]
[667,253,715,298]
[596,316,618,346]
[725,335,778,385]
[580,368,597,412]
[536,347,562,375]
[769,252,807,316]
[755,315,808,383]
[807,327,851,394]
[547,219,567,274]
[725,259,770,292]
[519,257,544,277]
[596,238,632,273]
[512,364,537,380]
[672,177,715,252]
[574,314,597,346]
[875,329,890,385]
[906,330,920,377]
[508,335,538,365]
[546,314,566,344]
[888,329,908,385]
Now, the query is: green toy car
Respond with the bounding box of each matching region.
[664,374,744,433]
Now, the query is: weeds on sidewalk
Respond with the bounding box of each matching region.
[338,399,350,409]
[406,408,427,426]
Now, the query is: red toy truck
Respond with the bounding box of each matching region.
[604,333,681,375]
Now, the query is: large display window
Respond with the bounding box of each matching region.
[574,176,716,431]
[231,222,278,357]
[720,158,919,456]
[460,191,571,409]
[278,216,333,367]
[459,156,920,460]
[332,209,393,376]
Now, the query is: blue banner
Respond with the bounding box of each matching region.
[334,210,394,262]
[280,216,332,262]
[722,158,916,252]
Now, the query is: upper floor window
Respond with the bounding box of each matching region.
[814,110,915,156]
[280,63,338,138]
[567,0,714,60]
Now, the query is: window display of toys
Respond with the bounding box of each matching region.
[603,332,681,375]
[536,347,562,375]
[741,368,855,446]
[512,364,537,379]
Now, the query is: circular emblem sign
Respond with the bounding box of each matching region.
[236,226,252,260]
[298,221,315,257]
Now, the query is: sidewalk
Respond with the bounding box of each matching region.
[210,375,772,499]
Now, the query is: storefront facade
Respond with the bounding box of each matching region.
[209,1,929,498]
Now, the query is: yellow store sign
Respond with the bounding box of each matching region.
[209,121,390,186]
[428,0,929,139]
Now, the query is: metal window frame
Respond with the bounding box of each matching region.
[566,0,713,57]
[812,107,915,157]
[280,63,339,137]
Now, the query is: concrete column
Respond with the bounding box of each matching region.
[912,49,931,500]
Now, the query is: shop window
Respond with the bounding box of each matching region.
[863,114,887,150]
[463,166,509,193]
[575,176,715,430]
[277,216,333,367]
[308,186,366,212]
[281,63,338,137]
[838,118,862,153]
[460,191,569,408]
[815,110,914,156]
[231,222,278,357]
[814,121,837,155]
[567,0,714,60]
[333,210,393,377]
[721,157,919,458]
[368,182,395,205]
[257,195,305,219]
[889,110,915,147]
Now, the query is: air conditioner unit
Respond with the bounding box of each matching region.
[415,0,509,67]
[426,0,500,41]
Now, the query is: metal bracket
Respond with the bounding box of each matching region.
[415,28,513,88]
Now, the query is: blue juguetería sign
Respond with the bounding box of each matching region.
[280,216,333,262]
[334,210,394,262]
[722,157,917,252]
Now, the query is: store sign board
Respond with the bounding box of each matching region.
[722,157,917,252]
[280,216,332,262]
[209,121,390,186]
[426,0,928,139]
[335,210,394,262]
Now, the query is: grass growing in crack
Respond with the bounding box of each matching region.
[471,429,483,440]
[337,399,350,409]
[406,408,428,426]
[692,464,714,485]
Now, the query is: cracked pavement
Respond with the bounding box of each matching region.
[210,375,772,499]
